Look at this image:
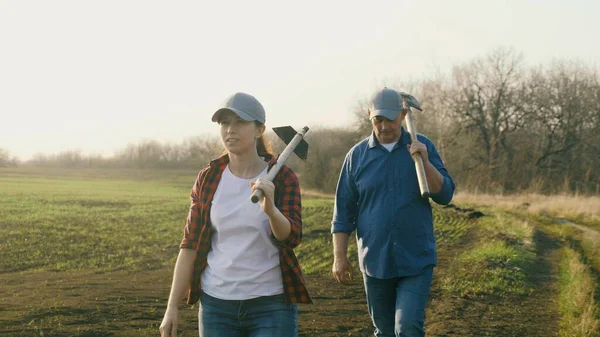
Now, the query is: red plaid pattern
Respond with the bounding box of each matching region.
[180,154,312,304]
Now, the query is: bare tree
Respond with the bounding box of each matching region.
[524,61,600,192]
[352,98,372,137]
[301,127,362,193]
[445,47,527,191]
[9,48,598,194]
[0,148,19,167]
[181,135,222,168]
[0,148,9,166]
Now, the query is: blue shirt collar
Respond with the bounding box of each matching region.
[367,127,411,150]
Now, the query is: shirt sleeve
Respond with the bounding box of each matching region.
[269,166,303,249]
[180,168,208,250]
[331,151,359,234]
[425,139,455,205]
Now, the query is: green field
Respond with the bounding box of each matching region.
[1,167,598,336]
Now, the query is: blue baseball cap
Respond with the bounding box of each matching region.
[211,92,266,124]
[369,87,405,120]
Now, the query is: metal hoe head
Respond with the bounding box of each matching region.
[272,126,309,160]
[398,92,423,111]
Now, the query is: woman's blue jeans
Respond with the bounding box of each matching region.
[198,291,298,337]
[363,266,434,337]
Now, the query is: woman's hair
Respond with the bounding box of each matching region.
[254,121,273,159]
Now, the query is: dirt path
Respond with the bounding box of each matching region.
[302,208,564,336]
[553,217,600,242]
[299,274,372,337]
[425,223,561,336]
[0,269,373,337]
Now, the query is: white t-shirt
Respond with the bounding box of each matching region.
[201,165,284,300]
[381,141,399,152]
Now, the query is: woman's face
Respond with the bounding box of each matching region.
[218,110,264,155]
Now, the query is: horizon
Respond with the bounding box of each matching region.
[1,0,599,161]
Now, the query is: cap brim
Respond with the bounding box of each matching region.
[370,109,401,120]
[211,108,258,123]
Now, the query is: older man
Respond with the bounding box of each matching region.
[331,88,455,337]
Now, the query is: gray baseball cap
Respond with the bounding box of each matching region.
[369,87,405,120]
[211,92,266,124]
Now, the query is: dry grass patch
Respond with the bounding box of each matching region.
[454,192,600,224]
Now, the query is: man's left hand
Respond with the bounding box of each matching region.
[407,140,429,162]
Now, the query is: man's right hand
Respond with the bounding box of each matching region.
[159,308,180,337]
[332,256,354,283]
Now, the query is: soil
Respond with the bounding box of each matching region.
[1,212,564,337]
[425,228,561,337]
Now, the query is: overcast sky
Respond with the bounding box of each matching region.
[1,0,598,160]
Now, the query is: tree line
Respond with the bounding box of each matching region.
[2,48,599,195]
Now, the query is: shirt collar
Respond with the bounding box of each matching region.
[367,127,411,150]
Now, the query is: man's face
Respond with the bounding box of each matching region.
[369,110,407,144]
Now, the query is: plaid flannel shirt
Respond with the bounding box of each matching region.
[180,154,312,305]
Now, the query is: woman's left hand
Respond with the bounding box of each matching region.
[250,178,276,216]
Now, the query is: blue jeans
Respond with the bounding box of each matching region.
[198,291,298,337]
[363,266,434,337]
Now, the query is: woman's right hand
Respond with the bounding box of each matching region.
[159,308,180,337]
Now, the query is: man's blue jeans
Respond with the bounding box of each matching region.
[198,291,298,337]
[363,266,434,337]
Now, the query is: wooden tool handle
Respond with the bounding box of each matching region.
[250,126,310,203]
[250,162,279,203]
[404,109,430,199]
[251,189,264,203]
[412,153,430,199]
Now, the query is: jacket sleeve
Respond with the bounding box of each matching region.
[270,165,303,249]
[424,138,455,205]
[180,167,209,250]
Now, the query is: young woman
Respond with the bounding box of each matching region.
[159,92,311,337]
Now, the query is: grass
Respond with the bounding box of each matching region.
[0,174,190,273]
[2,166,597,336]
[532,214,600,283]
[0,166,199,186]
[452,198,600,336]
[442,241,535,297]
[431,205,473,246]
[441,210,536,298]
[0,168,476,277]
[295,198,352,275]
[558,247,599,337]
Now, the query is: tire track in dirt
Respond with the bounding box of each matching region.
[553,217,600,243]
[426,212,561,337]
